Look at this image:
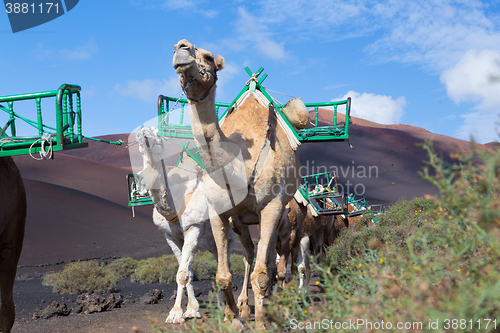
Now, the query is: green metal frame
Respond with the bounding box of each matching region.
[0,84,88,157]
[157,95,230,140]
[126,173,154,207]
[155,67,351,143]
[129,66,352,209]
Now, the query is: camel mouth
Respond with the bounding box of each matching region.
[173,48,196,73]
[173,62,193,74]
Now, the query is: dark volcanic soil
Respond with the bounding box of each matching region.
[13,275,254,333]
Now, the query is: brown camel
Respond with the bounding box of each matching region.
[0,157,26,333]
[276,196,329,289]
[172,39,301,325]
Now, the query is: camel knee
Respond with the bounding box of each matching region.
[251,272,268,296]
[177,269,190,286]
[216,274,232,291]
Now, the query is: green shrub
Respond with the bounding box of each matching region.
[192,251,218,281]
[106,257,138,278]
[133,255,178,284]
[229,253,246,278]
[43,260,121,294]
[182,142,500,333]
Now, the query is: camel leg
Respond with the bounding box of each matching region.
[251,199,282,324]
[290,240,299,278]
[0,250,17,333]
[276,228,290,289]
[178,226,203,320]
[229,216,254,320]
[0,231,23,333]
[165,234,186,324]
[297,235,310,289]
[209,208,239,323]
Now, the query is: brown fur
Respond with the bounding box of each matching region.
[173,39,301,326]
[0,157,26,333]
[276,198,326,289]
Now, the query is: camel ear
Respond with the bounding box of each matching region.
[215,55,225,71]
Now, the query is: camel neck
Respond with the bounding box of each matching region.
[188,91,227,147]
[188,90,235,174]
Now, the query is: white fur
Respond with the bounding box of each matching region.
[136,127,235,324]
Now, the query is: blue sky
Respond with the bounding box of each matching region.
[2,0,500,143]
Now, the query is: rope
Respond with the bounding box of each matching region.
[29,132,53,160]
[264,87,298,99]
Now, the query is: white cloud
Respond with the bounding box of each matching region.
[60,36,98,60]
[441,49,500,143]
[441,49,500,109]
[336,90,406,125]
[235,7,286,60]
[114,77,180,103]
[132,0,218,18]
[364,1,500,71]
[456,111,499,143]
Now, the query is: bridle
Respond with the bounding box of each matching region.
[180,50,218,103]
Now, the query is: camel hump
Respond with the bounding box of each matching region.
[282,98,310,129]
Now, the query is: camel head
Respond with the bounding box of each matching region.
[173,39,225,102]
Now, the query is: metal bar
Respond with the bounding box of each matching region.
[304,100,349,107]
[333,104,337,126]
[36,98,43,136]
[258,73,268,84]
[0,119,14,137]
[8,102,16,136]
[0,90,58,103]
[77,92,82,143]
[180,102,185,124]
[68,93,75,143]
[315,106,319,127]
[244,66,253,77]
[56,84,81,150]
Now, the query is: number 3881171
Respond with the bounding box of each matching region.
[5,3,59,14]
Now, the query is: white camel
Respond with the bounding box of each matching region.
[135,127,235,324]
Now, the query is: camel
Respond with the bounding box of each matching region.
[172,39,301,325]
[135,127,235,324]
[276,195,329,289]
[0,156,26,333]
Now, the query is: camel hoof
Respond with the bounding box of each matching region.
[166,310,185,324]
[255,320,266,332]
[231,318,245,331]
[239,304,251,320]
[183,308,201,319]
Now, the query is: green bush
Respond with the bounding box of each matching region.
[183,142,500,333]
[133,255,179,284]
[106,257,138,278]
[192,251,218,281]
[43,260,121,294]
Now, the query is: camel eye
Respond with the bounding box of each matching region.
[204,54,214,62]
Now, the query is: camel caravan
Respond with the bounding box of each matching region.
[128,39,385,327]
[0,39,383,331]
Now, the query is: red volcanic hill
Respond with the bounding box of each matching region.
[12,112,490,268]
[13,152,168,269]
[296,109,484,204]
